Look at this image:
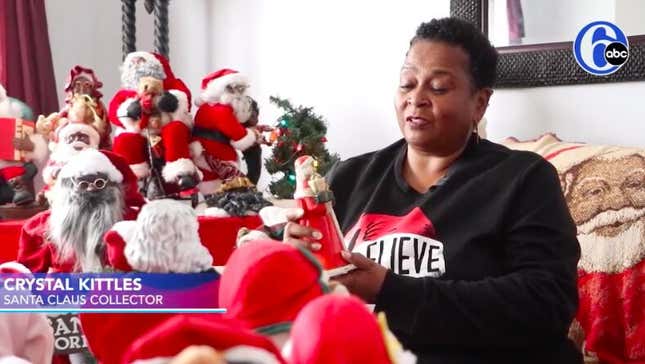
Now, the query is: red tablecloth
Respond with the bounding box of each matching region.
[0,215,261,266]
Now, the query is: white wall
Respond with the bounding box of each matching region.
[45,0,209,107]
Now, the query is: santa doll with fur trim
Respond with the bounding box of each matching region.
[190,69,262,195]
[108,51,200,193]
[38,120,101,203]
[18,149,144,273]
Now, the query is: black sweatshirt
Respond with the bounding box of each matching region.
[327,138,582,364]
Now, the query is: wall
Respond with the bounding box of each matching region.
[45,0,209,106]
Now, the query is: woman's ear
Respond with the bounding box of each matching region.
[473,87,493,122]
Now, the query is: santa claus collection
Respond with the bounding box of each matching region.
[0,52,413,364]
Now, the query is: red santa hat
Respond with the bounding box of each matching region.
[123,315,286,363]
[195,68,248,107]
[57,149,146,209]
[219,239,329,335]
[64,65,103,99]
[104,200,213,273]
[285,295,416,364]
[52,119,101,147]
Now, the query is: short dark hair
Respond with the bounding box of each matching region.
[411,17,498,89]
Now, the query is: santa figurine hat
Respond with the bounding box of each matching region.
[284,295,416,364]
[0,262,55,364]
[195,68,248,107]
[64,65,103,100]
[103,199,213,273]
[219,240,330,336]
[123,315,286,364]
[57,149,146,209]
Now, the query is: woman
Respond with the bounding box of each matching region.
[284,17,582,363]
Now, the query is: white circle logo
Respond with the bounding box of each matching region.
[573,21,629,76]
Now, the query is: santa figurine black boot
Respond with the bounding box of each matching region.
[7,163,37,206]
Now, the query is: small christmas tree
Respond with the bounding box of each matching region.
[265,96,339,199]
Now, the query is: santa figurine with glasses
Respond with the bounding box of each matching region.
[190,69,266,195]
[18,149,144,273]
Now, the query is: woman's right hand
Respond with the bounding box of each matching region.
[260,206,323,252]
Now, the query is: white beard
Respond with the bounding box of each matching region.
[47,181,124,272]
[220,92,251,124]
[578,214,645,274]
[50,142,93,163]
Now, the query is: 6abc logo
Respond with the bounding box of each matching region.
[573,21,629,76]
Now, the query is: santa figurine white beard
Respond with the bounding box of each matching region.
[220,90,252,124]
[47,177,124,272]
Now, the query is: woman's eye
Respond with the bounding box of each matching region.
[399,84,413,90]
[431,87,447,94]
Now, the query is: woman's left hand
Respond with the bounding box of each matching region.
[333,251,388,304]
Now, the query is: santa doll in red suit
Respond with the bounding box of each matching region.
[293,155,353,277]
[18,149,144,273]
[190,69,262,195]
[108,51,200,192]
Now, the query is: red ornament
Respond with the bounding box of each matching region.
[296,143,304,152]
[320,136,327,143]
[278,141,285,147]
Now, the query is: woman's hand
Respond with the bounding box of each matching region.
[333,251,387,304]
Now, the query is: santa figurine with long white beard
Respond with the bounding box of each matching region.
[549,147,645,363]
[108,51,200,194]
[190,69,264,195]
[18,149,144,273]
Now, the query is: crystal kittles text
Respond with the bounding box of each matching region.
[2,277,143,291]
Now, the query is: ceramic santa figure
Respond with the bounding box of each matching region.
[39,120,101,202]
[108,51,200,192]
[284,295,416,364]
[18,149,144,273]
[190,69,261,195]
[293,155,353,276]
[103,198,213,272]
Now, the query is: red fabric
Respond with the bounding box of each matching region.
[192,103,249,161]
[297,196,349,271]
[112,132,147,166]
[289,295,392,364]
[104,229,133,272]
[123,314,286,364]
[0,165,25,180]
[577,259,645,363]
[219,240,325,331]
[0,215,261,267]
[107,89,138,128]
[0,0,58,117]
[160,121,191,162]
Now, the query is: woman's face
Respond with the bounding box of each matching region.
[395,40,491,155]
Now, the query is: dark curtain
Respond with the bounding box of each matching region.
[0,0,58,117]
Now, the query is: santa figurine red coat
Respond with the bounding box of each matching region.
[108,51,199,190]
[293,155,354,277]
[190,69,259,195]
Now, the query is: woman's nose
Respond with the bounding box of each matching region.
[407,90,430,107]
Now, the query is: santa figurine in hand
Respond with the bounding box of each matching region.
[108,51,200,193]
[294,155,354,276]
[190,69,262,195]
